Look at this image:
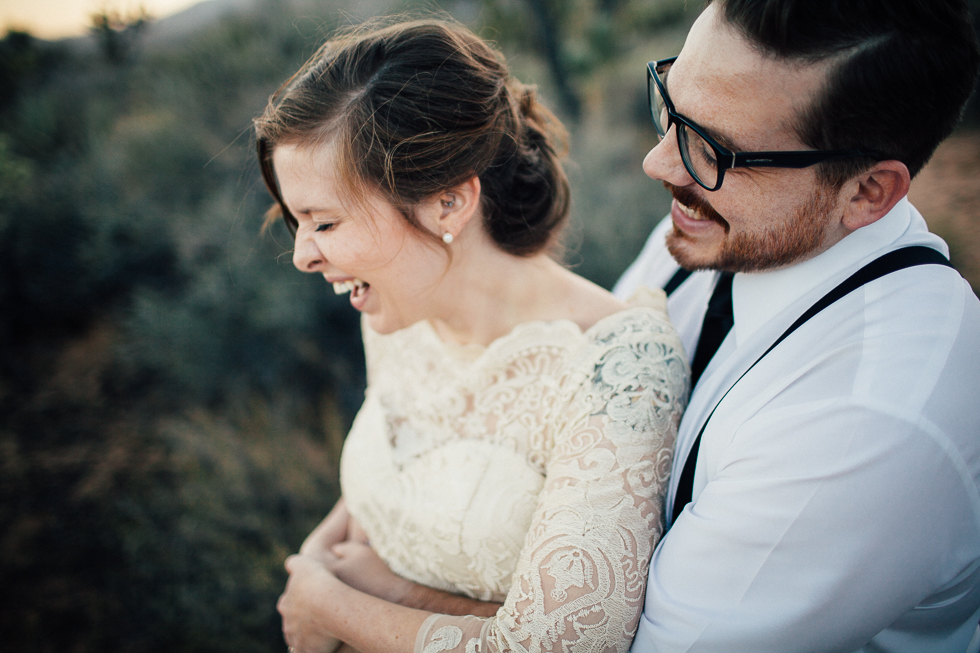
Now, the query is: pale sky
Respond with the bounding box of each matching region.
[0,0,202,39]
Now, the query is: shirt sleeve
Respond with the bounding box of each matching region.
[414,312,688,653]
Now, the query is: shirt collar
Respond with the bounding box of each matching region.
[731,197,921,346]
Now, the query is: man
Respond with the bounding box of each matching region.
[613,0,980,651]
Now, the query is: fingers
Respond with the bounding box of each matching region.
[279,577,343,653]
[347,517,370,544]
[304,547,340,567]
[330,541,355,558]
[330,539,377,557]
[327,541,376,571]
[324,542,359,575]
[285,553,329,575]
[299,499,351,556]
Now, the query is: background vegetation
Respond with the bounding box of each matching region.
[1,0,977,651]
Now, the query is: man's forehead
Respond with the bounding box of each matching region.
[672,3,832,150]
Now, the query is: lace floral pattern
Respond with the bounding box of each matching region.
[339,290,688,652]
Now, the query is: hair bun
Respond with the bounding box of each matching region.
[517,84,537,117]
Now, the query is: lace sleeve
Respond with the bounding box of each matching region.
[414,313,688,653]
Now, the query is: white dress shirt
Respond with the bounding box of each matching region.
[614,198,980,653]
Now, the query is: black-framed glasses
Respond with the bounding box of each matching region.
[647,57,877,191]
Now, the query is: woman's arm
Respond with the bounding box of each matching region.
[290,502,500,652]
[411,315,687,653]
[282,313,686,653]
[279,554,428,653]
[280,543,500,653]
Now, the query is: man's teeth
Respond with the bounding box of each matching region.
[678,202,707,221]
[332,279,368,295]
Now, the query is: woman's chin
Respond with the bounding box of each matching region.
[365,312,413,336]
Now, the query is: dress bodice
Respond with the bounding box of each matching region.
[340,289,688,652]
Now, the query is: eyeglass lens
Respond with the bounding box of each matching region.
[650,62,722,190]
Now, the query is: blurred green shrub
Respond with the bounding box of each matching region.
[0,3,361,651]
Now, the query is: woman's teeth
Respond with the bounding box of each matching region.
[332,279,368,295]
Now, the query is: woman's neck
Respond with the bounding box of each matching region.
[427,240,625,347]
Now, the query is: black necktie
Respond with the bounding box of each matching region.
[689,272,734,389]
[672,271,734,523]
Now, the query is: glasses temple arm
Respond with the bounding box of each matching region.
[730,150,878,169]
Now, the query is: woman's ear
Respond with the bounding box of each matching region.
[436,176,481,242]
[840,160,911,232]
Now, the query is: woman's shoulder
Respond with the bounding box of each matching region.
[570,285,689,397]
[557,265,670,336]
[582,286,679,348]
[555,287,688,454]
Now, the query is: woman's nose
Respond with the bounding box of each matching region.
[642,127,694,188]
[292,227,325,272]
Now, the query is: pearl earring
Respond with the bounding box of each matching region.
[442,232,454,244]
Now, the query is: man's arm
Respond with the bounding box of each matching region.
[397,576,501,617]
[634,403,980,652]
[325,539,501,617]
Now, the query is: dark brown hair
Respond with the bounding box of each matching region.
[254,18,570,256]
[716,0,980,187]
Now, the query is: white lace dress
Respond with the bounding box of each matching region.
[339,289,688,653]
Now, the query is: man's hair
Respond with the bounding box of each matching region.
[716,0,980,186]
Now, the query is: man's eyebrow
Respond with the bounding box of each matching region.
[698,123,742,153]
[664,71,744,153]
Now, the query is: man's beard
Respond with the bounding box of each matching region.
[663,182,834,273]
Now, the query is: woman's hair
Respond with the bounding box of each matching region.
[254,18,570,257]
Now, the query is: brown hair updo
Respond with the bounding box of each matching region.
[254,19,570,257]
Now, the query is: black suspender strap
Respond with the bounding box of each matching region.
[663,268,694,297]
[670,246,953,524]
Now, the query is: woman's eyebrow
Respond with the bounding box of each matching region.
[293,204,339,217]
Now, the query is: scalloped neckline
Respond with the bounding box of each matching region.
[414,287,666,363]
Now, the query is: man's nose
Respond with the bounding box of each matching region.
[292,227,324,273]
[643,127,694,187]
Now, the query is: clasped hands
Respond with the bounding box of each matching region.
[279,500,412,653]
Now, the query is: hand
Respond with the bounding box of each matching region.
[327,541,502,616]
[325,540,413,603]
[299,499,351,564]
[279,555,344,653]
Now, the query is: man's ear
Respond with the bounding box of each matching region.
[840,160,911,231]
[436,175,481,241]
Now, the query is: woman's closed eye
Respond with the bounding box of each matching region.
[315,222,336,233]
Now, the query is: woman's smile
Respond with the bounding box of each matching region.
[274,140,452,335]
[331,278,371,310]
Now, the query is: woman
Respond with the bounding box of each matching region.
[255,18,688,653]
